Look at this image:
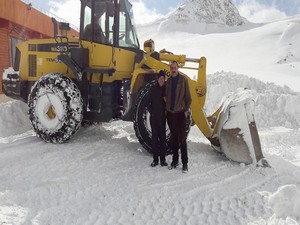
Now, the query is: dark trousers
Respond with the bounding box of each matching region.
[150,116,166,163]
[167,112,188,165]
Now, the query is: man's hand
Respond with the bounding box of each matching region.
[184,111,188,118]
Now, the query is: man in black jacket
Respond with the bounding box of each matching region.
[148,70,168,167]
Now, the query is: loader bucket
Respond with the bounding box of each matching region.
[216,89,264,164]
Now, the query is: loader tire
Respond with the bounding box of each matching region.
[28,73,83,143]
[133,80,191,155]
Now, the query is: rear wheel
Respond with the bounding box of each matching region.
[28,73,83,143]
[133,80,191,155]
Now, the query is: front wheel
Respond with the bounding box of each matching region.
[28,73,83,143]
[133,80,191,155]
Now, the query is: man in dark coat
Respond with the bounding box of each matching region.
[166,61,192,173]
[148,70,168,167]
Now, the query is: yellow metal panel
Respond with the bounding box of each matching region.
[89,43,114,67]
[113,48,136,73]
[81,42,135,84]
[18,39,76,81]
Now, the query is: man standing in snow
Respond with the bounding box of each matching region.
[148,70,168,167]
[166,61,191,173]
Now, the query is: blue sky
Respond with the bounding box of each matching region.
[21,0,300,27]
[133,0,300,16]
[233,0,300,16]
[131,0,183,14]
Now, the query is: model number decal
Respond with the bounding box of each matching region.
[50,45,68,52]
[57,45,68,52]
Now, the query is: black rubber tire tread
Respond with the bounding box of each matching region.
[133,80,191,155]
[28,73,83,143]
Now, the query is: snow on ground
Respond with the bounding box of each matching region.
[1,119,300,225]
[1,69,300,224]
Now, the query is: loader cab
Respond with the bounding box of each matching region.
[80,0,139,49]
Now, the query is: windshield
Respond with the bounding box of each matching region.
[81,0,139,48]
[82,0,113,45]
[119,0,139,48]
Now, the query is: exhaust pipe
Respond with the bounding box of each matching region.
[51,17,58,38]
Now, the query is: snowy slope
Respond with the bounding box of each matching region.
[137,15,300,91]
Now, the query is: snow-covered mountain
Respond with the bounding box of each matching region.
[147,0,251,34]
[169,0,246,26]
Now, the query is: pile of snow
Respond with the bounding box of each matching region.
[267,184,300,220]
[0,100,32,142]
[0,72,299,141]
[253,184,300,224]
[206,72,300,129]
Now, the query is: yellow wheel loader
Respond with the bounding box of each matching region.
[2,0,267,165]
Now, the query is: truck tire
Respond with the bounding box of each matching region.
[28,73,83,143]
[133,80,191,155]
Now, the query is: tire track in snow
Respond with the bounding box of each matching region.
[137,162,229,192]
[132,165,285,225]
[182,167,264,198]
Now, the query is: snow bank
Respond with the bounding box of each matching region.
[206,71,300,129]
[257,184,300,224]
[0,71,299,140]
[0,100,31,138]
[268,184,300,220]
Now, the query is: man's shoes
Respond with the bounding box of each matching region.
[160,161,168,167]
[151,161,158,167]
[182,164,188,173]
[168,161,178,170]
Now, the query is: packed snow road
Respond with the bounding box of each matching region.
[1,119,300,225]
